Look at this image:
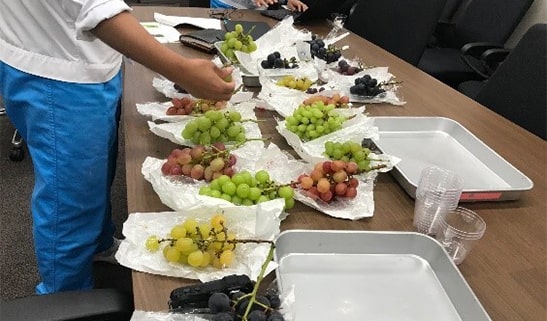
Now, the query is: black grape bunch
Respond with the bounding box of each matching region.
[349,74,386,97]
[260,51,299,69]
[309,34,342,64]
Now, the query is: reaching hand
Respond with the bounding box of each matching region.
[174,59,235,101]
[254,0,278,8]
[287,0,309,12]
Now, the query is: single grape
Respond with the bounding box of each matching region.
[170,225,187,240]
[255,170,270,184]
[145,235,160,252]
[208,292,231,313]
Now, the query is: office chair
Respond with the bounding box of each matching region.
[344,0,447,66]
[0,288,134,321]
[458,24,546,140]
[418,0,533,88]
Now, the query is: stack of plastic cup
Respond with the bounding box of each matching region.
[435,207,486,265]
[413,166,464,235]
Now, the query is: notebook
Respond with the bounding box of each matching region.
[261,1,343,23]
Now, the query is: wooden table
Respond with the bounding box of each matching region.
[123,7,546,321]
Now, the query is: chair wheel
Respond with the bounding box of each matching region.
[9,147,24,162]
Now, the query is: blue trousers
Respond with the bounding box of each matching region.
[0,62,122,294]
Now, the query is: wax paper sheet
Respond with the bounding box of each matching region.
[116,207,280,282]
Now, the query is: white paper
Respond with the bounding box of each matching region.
[116,208,280,282]
[140,22,182,43]
[154,13,222,30]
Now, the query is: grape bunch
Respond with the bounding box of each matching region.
[199,170,295,210]
[161,143,237,181]
[166,97,227,116]
[349,74,385,97]
[207,288,285,321]
[182,110,247,145]
[220,24,258,62]
[144,214,239,269]
[309,34,342,63]
[296,160,360,203]
[275,75,313,91]
[305,87,325,94]
[336,59,363,75]
[260,52,299,69]
[302,94,350,109]
[285,101,347,141]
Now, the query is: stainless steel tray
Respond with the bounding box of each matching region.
[275,230,491,321]
[369,117,533,201]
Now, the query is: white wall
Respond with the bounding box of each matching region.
[506,0,547,47]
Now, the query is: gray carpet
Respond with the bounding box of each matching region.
[0,111,132,300]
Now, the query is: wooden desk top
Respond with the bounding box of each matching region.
[123,7,546,320]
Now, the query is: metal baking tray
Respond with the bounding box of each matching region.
[275,230,492,321]
[369,117,533,201]
[214,42,261,87]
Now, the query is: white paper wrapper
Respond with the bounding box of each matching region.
[116,208,280,282]
[141,142,307,211]
[231,17,312,75]
[130,311,209,321]
[275,113,379,164]
[257,78,365,118]
[147,102,262,146]
[137,101,190,123]
[322,66,406,106]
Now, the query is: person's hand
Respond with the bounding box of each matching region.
[287,0,308,12]
[254,0,278,8]
[175,59,235,101]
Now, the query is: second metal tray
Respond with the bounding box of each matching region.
[369,117,533,201]
[275,230,492,321]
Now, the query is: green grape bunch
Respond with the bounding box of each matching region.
[220,23,258,63]
[199,170,295,210]
[285,100,348,141]
[182,110,247,145]
[324,140,388,173]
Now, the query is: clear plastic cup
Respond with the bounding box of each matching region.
[413,166,464,235]
[435,207,486,265]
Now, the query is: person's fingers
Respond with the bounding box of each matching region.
[216,66,234,79]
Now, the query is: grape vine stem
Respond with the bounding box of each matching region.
[242,244,275,321]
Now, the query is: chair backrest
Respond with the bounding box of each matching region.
[344,0,447,65]
[447,0,533,47]
[475,24,546,140]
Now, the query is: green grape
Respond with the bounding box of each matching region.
[199,186,212,196]
[221,181,237,196]
[284,197,295,210]
[145,235,160,252]
[228,111,242,122]
[164,246,181,263]
[187,250,204,267]
[234,23,244,34]
[248,187,261,201]
[236,183,250,199]
[278,186,294,200]
[231,173,246,186]
[170,225,187,240]
[255,170,270,184]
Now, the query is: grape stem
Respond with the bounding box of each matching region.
[241,244,275,321]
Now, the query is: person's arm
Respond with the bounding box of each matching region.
[254,0,278,8]
[92,11,234,101]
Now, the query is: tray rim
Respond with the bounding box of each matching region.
[274,229,492,321]
[369,116,534,201]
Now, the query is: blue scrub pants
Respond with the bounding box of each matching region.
[0,62,122,294]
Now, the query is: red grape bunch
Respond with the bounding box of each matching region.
[167,97,227,116]
[336,59,363,76]
[296,160,360,203]
[161,142,237,181]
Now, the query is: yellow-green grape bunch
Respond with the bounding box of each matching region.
[181,110,246,145]
[276,75,314,91]
[285,101,347,141]
[198,170,295,210]
[324,140,388,173]
[220,23,258,62]
[144,214,237,269]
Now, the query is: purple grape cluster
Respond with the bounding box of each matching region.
[309,34,342,63]
[261,52,299,69]
[349,75,385,97]
[337,60,362,76]
[208,289,284,321]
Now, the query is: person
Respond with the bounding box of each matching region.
[211,0,309,12]
[0,0,234,295]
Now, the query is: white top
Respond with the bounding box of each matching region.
[0,0,131,84]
